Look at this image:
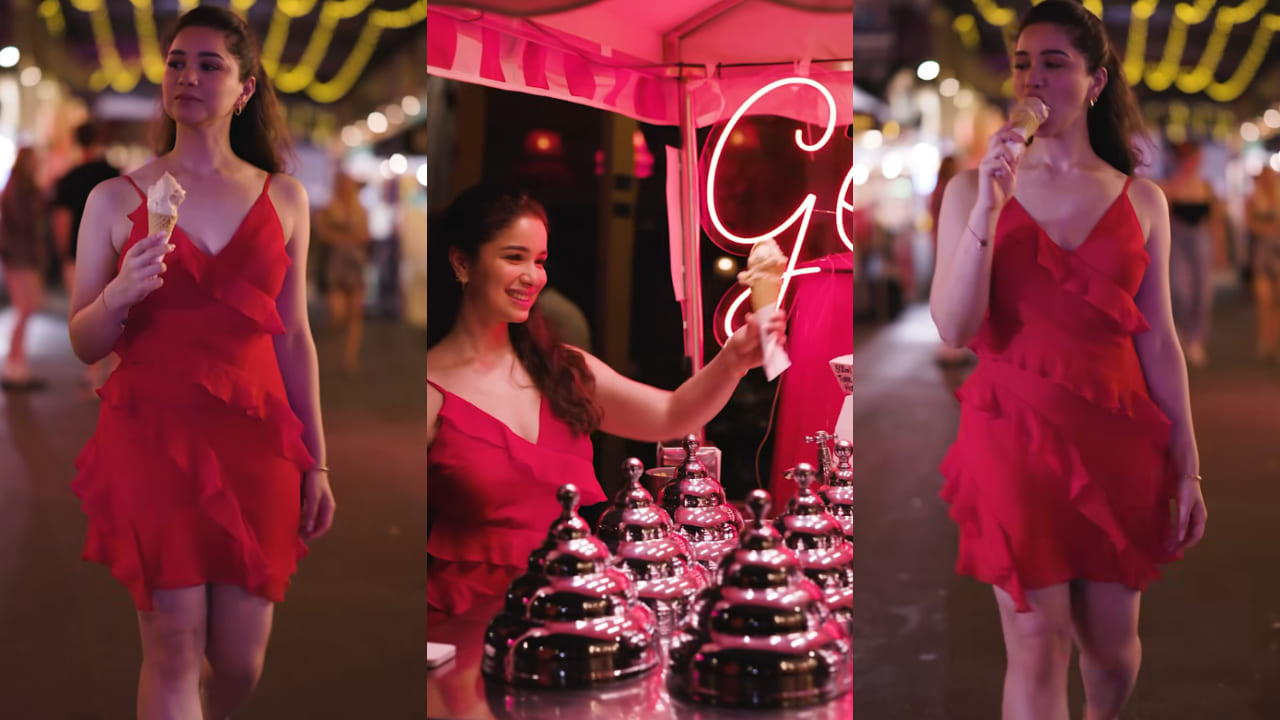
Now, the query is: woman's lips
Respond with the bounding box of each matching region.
[507,289,535,306]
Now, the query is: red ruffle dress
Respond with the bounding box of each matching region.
[72,175,313,612]
[939,178,1180,612]
[427,380,606,615]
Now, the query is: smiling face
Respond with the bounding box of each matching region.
[1012,23,1106,137]
[453,214,549,325]
[162,26,254,126]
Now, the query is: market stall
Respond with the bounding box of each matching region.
[427,0,870,371]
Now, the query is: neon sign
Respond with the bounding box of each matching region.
[704,77,856,343]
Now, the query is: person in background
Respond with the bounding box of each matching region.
[1248,165,1280,363]
[53,122,121,388]
[0,147,50,391]
[1160,142,1222,368]
[535,284,592,351]
[313,169,371,375]
[426,184,784,616]
[930,2,1206,718]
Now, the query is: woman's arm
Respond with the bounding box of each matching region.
[578,313,778,442]
[1130,178,1206,552]
[68,179,150,363]
[270,175,334,539]
[427,382,443,447]
[929,169,995,346]
[1132,178,1198,474]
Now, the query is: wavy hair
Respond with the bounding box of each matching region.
[153,6,292,174]
[428,185,602,437]
[1018,0,1150,174]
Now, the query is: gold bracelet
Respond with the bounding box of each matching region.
[1181,473,1202,483]
[309,465,330,473]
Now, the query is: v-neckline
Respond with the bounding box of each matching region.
[1010,180,1132,254]
[430,380,545,446]
[129,175,270,260]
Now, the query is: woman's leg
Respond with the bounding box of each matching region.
[202,584,274,720]
[136,586,207,720]
[1069,580,1142,720]
[994,583,1073,720]
[1255,272,1277,359]
[1187,227,1216,362]
[343,286,364,374]
[1167,228,1193,345]
[3,268,43,380]
[326,289,347,330]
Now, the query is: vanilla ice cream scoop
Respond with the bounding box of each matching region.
[736,239,788,289]
[146,172,186,241]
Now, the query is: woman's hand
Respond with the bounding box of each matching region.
[722,309,788,376]
[977,124,1028,213]
[104,231,172,311]
[300,469,336,541]
[1167,476,1206,554]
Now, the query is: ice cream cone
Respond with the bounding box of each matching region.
[146,172,186,242]
[750,276,781,311]
[149,211,177,242]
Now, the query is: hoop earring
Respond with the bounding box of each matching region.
[235,102,245,116]
[1089,96,1097,108]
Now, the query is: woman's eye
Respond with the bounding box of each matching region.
[1013,63,1029,70]
[202,63,220,72]
[167,60,183,69]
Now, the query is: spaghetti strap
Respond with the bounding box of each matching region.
[123,175,145,199]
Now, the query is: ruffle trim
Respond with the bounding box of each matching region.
[940,370,1176,613]
[72,363,312,612]
[1033,231,1150,335]
[124,201,290,335]
[427,409,606,567]
[969,354,1172,434]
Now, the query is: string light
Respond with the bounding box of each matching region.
[959,0,1280,103]
[40,0,427,103]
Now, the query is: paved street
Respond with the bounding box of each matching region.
[851,292,1280,719]
[0,296,428,719]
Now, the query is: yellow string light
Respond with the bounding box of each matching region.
[40,0,65,36]
[1146,0,1215,91]
[39,0,427,103]
[274,0,375,94]
[263,1,321,77]
[956,0,1280,104]
[953,14,981,49]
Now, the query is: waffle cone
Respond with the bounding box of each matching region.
[750,276,781,311]
[149,211,176,241]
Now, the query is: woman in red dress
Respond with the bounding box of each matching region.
[426,185,784,616]
[67,7,335,719]
[931,2,1207,719]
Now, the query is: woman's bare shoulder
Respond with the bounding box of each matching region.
[1128,176,1169,214]
[87,174,143,208]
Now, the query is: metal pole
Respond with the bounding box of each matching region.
[679,79,704,375]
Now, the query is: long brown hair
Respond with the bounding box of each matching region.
[154,6,292,174]
[1018,0,1149,174]
[428,185,602,436]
